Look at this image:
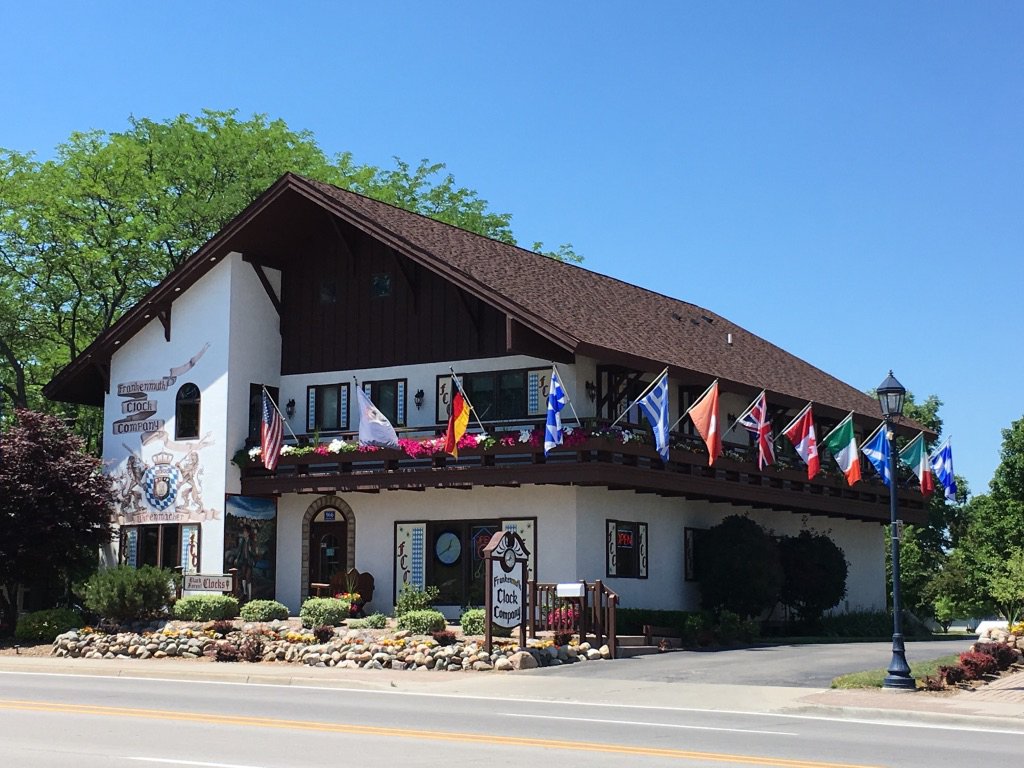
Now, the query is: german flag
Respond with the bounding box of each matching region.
[444,390,470,457]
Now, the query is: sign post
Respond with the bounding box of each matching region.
[482,530,531,653]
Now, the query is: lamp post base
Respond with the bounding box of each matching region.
[882,632,915,690]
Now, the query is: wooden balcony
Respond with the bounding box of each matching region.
[238,434,927,525]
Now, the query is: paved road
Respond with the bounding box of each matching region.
[1,667,1020,768]
[548,639,973,688]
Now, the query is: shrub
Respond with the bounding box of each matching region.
[396,609,447,634]
[697,515,782,619]
[240,600,290,622]
[173,595,240,622]
[778,530,848,627]
[210,619,235,636]
[299,597,350,628]
[432,629,458,646]
[82,565,177,621]
[818,610,894,639]
[940,664,966,685]
[395,585,439,617]
[959,651,998,680]
[312,625,335,643]
[238,635,265,662]
[616,608,695,637]
[363,612,388,629]
[975,642,1018,671]
[15,607,83,643]
[460,608,486,635]
[212,640,240,662]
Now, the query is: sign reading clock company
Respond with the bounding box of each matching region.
[482,530,530,652]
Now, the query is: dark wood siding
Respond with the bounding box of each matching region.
[280,220,508,374]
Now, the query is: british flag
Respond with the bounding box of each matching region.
[738,391,775,470]
[261,388,283,471]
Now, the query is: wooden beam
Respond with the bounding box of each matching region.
[158,306,171,342]
[391,249,419,313]
[249,261,282,318]
[326,213,358,276]
[506,318,575,363]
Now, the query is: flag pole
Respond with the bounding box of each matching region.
[448,366,489,435]
[862,420,885,446]
[262,385,299,442]
[552,363,583,427]
[724,390,765,435]
[668,378,717,433]
[778,401,813,437]
[607,367,669,430]
[929,435,951,461]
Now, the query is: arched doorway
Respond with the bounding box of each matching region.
[301,496,355,600]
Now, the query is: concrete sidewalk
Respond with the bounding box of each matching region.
[1,653,1022,731]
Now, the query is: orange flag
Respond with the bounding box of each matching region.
[444,390,470,457]
[688,381,722,466]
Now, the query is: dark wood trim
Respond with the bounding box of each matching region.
[158,307,172,342]
[248,260,282,318]
[92,360,110,395]
[506,319,575,364]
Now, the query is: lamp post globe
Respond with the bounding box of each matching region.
[877,370,915,690]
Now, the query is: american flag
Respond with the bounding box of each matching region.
[738,391,775,469]
[261,388,283,471]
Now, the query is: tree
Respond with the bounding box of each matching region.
[0,109,581,428]
[697,515,783,619]
[0,410,115,634]
[778,530,848,627]
[987,547,1024,625]
[991,415,1024,503]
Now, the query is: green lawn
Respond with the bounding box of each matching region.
[831,653,962,689]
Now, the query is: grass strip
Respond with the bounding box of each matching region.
[830,653,961,689]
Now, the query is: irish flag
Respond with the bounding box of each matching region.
[444,389,470,457]
[900,432,935,497]
[823,413,862,486]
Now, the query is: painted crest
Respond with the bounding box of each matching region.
[143,451,180,511]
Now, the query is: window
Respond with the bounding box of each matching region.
[370,273,392,298]
[122,524,200,571]
[606,520,648,579]
[364,379,406,426]
[306,383,350,432]
[248,384,279,446]
[461,370,527,421]
[175,383,201,440]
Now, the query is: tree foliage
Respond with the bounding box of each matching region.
[697,515,783,619]
[0,109,580,428]
[0,409,115,634]
[778,530,848,626]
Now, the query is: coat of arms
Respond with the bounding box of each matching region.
[142,452,180,511]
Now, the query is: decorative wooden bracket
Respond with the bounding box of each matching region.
[93,360,110,395]
[327,214,357,275]
[392,250,419,313]
[249,262,282,317]
[158,307,172,341]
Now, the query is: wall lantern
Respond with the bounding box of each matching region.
[414,389,425,409]
[585,381,597,402]
[285,398,296,418]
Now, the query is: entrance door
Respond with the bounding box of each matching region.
[309,519,347,593]
[426,520,499,606]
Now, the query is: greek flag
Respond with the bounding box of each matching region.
[637,372,670,462]
[930,438,958,502]
[544,368,567,456]
[861,425,891,486]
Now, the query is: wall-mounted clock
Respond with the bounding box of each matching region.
[435,531,462,565]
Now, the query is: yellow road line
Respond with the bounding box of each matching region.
[0,699,881,768]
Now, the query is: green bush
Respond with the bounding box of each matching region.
[173,594,239,621]
[299,597,350,628]
[363,612,388,629]
[779,530,848,627]
[698,515,783,619]
[394,584,439,617]
[239,600,290,622]
[616,608,698,637]
[396,609,447,634]
[15,608,84,643]
[460,608,486,635]
[82,565,178,621]
[818,610,895,638]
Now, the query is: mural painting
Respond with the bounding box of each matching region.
[224,496,277,602]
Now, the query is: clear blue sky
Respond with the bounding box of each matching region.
[2,2,1020,496]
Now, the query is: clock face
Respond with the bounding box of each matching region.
[435,531,462,565]
[503,548,517,570]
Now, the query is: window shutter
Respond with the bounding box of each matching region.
[306,387,316,432]
[123,527,139,568]
[638,522,649,579]
[394,522,426,602]
[606,520,617,577]
[340,384,350,430]
[397,380,406,426]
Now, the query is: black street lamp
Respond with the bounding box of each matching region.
[877,370,915,690]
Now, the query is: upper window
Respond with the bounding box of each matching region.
[364,379,406,427]
[461,370,527,422]
[370,273,392,298]
[606,520,648,579]
[175,383,201,440]
[307,383,350,433]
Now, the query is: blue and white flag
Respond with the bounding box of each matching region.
[544,368,567,456]
[356,387,399,449]
[637,371,670,462]
[861,424,891,486]
[929,438,958,502]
